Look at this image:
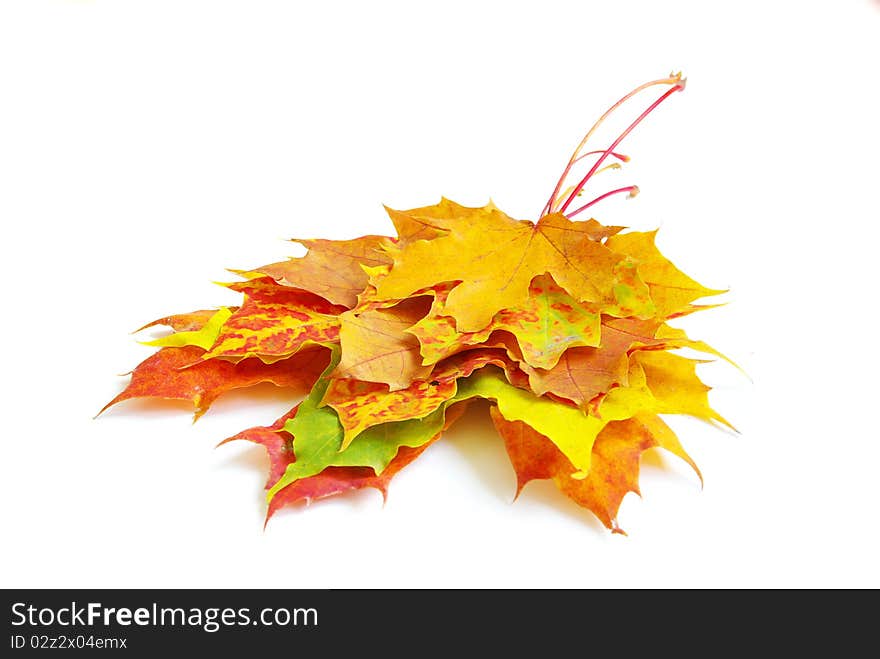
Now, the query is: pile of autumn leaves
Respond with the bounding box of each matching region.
[103,199,729,532]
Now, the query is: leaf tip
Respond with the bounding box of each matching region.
[713,413,739,434]
[610,521,628,536]
[215,435,235,449]
[95,394,125,419]
[192,401,208,423]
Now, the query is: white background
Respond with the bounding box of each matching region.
[1,0,878,588]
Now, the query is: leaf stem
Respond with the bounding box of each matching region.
[541,74,683,218]
[566,185,639,218]
[558,81,684,215]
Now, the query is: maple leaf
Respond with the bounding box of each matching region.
[267,404,469,520]
[634,350,733,428]
[140,307,233,351]
[334,296,434,390]
[267,348,456,498]
[136,308,238,333]
[456,366,656,477]
[654,323,742,371]
[407,274,603,370]
[321,375,456,447]
[100,345,330,420]
[384,197,623,246]
[374,203,653,333]
[220,404,451,521]
[605,230,724,318]
[219,406,300,488]
[245,236,392,308]
[491,409,700,533]
[522,317,661,409]
[322,348,520,447]
[266,443,434,521]
[200,277,345,362]
[381,198,464,245]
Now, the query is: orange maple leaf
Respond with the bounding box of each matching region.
[491,408,700,533]
[100,345,330,420]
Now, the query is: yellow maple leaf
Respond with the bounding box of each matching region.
[375,202,654,333]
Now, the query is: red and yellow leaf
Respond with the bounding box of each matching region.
[323,348,518,447]
[200,277,345,362]
[141,307,233,351]
[136,308,238,333]
[100,345,330,420]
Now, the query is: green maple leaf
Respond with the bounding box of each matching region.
[267,347,448,499]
